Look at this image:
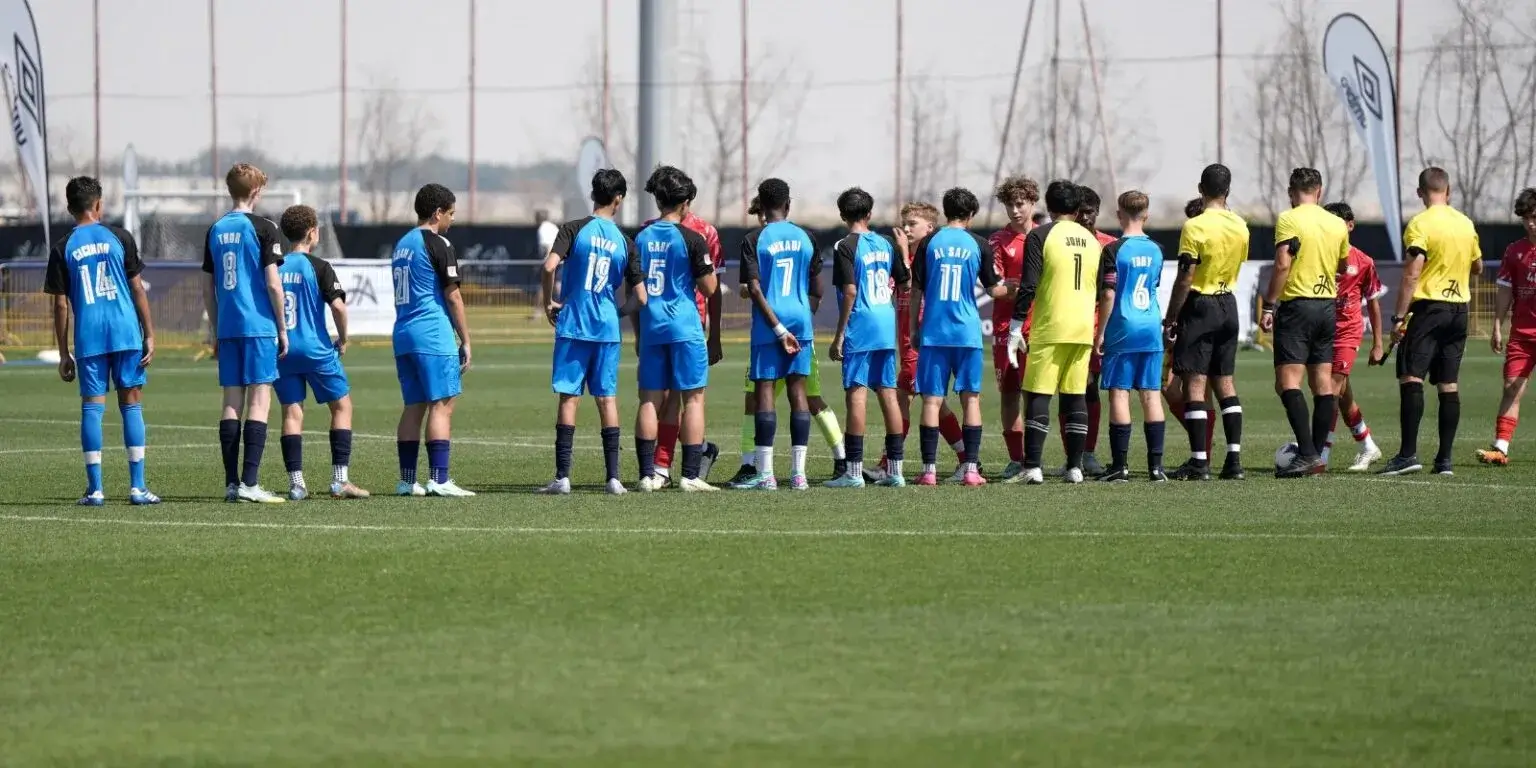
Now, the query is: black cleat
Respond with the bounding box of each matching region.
[728,464,758,486]
[1169,461,1211,481]
[1433,458,1455,476]
[1098,467,1131,483]
[1376,455,1424,476]
[1147,467,1169,483]
[1275,454,1323,479]
[699,442,720,481]
[833,458,848,480]
[1219,458,1246,481]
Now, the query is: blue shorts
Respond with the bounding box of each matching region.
[916,346,983,396]
[749,342,813,382]
[841,348,897,391]
[1101,350,1164,392]
[396,353,463,405]
[637,339,708,392]
[77,350,146,398]
[276,357,351,405]
[217,337,279,388]
[552,338,621,397]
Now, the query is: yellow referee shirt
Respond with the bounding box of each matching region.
[1404,204,1481,303]
[1176,208,1249,295]
[1274,203,1349,301]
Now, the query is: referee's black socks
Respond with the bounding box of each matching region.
[1399,381,1425,458]
[1183,403,1211,466]
[1280,389,1313,458]
[1218,396,1242,459]
[1436,390,1460,464]
[1311,394,1336,458]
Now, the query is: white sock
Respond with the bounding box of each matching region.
[756,446,774,477]
[1494,438,1511,453]
[849,460,863,478]
[333,465,348,484]
[792,445,808,476]
[289,470,305,488]
[964,461,977,475]
[890,459,904,477]
[1362,434,1379,453]
[923,462,937,475]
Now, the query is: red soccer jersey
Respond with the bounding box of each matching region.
[645,212,722,324]
[1498,239,1536,340]
[1334,246,1385,347]
[990,227,1029,343]
[895,237,917,355]
[1092,230,1115,334]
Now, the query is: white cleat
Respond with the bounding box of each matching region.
[679,477,719,492]
[237,484,286,504]
[396,481,426,497]
[1024,467,1045,486]
[537,478,572,495]
[653,468,673,488]
[288,484,309,501]
[425,479,476,497]
[1348,444,1383,472]
[1064,467,1085,485]
[636,475,661,493]
[605,478,628,495]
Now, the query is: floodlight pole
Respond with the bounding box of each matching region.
[468,0,478,222]
[740,0,750,224]
[339,0,349,220]
[1216,0,1224,165]
[208,0,218,190]
[894,0,903,222]
[92,0,101,178]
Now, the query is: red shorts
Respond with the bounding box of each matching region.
[898,348,919,393]
[993,344,1023,392]
[1506,337,1536,380]
[1089,351,1103,375]
[1332,345,1360,376]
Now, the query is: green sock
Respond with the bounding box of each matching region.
[814,409,846,460]
[739,413,755,466]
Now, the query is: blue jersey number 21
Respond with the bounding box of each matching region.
[393,266,410,305]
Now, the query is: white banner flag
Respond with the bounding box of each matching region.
[329,260,397,337]
[0,0,47,244]
[1324,13,1401,261]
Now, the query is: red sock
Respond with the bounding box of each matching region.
[656,422,680,470]
[1085,400,1101,452]
[1345,404,1369,441]
[1004,429,1025,462]
[938,411,964,454]
[1497,415,1519,443]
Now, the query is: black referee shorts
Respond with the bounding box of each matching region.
[1172,293,1239,378]
[1396,299,1469,384]
[1273,298,1336,367]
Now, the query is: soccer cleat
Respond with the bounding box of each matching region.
[739,474,778,491]
[1098,467,1132,483]
[833,458,848,481]
[1376,455,1423,477]
[425,480,476,498]
[1169,461,1211,482]
[999,461,1025,483]
[915,471,939,487]
[863,463,890,483]
[961,470,988,487]
[680,477,720,493]
[699,442,720,481]
[605,478,628,495]
[1063,467,1085,484]
[1081,452,1106,477]
[947,463,968,484]
[78,490,106,507]
[396,481,427,497]
[789,474,810,491]
[1433,459,1455,477]
[330,482,371,499]
[1147,468,1169,483]
[875,474,906,488]
[653,467,672,489]
[1219,457,1246,481]
[225,483,239,503]
[824,473,866,489]
[129,488,161,505]
[537,478,572,495]
[237,484,286,504]
[728,464,758,487]
[1275,454,1323,479]
[288,485,309,502]
[1475,446,1509,466]
[1023,467,1046,485]
[636,475,660,493]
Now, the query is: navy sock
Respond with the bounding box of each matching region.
[755,411,777,447]
[398,440,420,484]
[1110,423,1132,469]
[1061,394,1088,470]
[845,434,865,465]
[920,425,940,466]
[1437,391,1460,464]
[1145,420,1166,472]
[884,432,904,463]
[1311,394,1336,457]
[636,437,657,478]
[682,443,704,480]
[790,411,811,448]
[601,426,622,481]
[1400,381,1424,458]
[281,434,303,473]
[329,429,352,469]
[1280,389,1312,458]
[240,420,268,487]
[426,439,450,484]
[1024,393,1050,468]
[219,419,241,485]
[962,425,982,466]
[554,424,576,480]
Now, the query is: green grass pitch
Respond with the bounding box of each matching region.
[1,344,1532,766]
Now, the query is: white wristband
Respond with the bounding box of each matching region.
[773,323,789,339]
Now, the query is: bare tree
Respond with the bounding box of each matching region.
[1410,0,1536,219]
[353,78,436,222]
[695,52,809,224]
[1243,0,1367,218]
[571,48,637,178]
[902,81,963,209]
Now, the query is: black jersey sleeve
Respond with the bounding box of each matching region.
[832,235,858,289]
[1013,223,1051,322]
[551,217,589,260]
[42,234,71,296]
[807,229,824,300]
[910,232,934,292]
[310,255,347,302]
[426,233,462,287]
[202,224,216,274]
[623,236,644,287]
[973,232,999,288]
[681,227,714,278]
[739,228,763,284]
[1099,239,1121,290]
[248,214,286,268]
[102,224,145,278]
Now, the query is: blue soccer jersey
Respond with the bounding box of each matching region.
[741,220,820,344]
[551,215,640,343]
[1101,235,1165,354]
[391,227,462,357]
[277,252,346,374]
[912,226,999,348]
[633,220,712,345]
[202,211,285,340]
[43,223,145,359]
[833,232,909,353]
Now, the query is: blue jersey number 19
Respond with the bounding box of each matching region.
[585,256,611,292]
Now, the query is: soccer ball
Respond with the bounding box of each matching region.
[1274,442,1300,470]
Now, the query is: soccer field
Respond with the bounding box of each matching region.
[1,344,1532,766]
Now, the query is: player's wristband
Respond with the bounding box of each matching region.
[1261,301,1276,314]
[773,323,789,339]
[1391,314,1406,326]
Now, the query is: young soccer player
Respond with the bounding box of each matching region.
[391,183,475,497]
[1261,168,1349,478]
[826,187,910,488]
[1478,188,1536,465]
[1380,168,1482,477]
[1320,202,1386,470]
[204,163,288,503]
[273,205,369,500]
[989,177,1039,482]
[1164,164,1249,481]
[1161,197,1218,459]
[1066,187,1115,477]
[1006,181,1104,485]
[1095,191,1167,482]
[864,201,967,483]
[540,169,639,495]
[914,187,1007,487]
[45,176,159,505]
[633,166,719,492]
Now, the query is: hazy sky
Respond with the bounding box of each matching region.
[34,0,1459,212]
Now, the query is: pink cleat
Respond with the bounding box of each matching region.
[962,471,988,487]
[915,471,939,486]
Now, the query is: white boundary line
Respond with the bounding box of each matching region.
[0,443,207,456]
[1,514,1531,542]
